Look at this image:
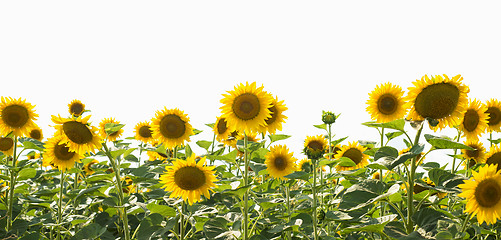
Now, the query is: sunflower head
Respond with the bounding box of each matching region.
[485,99,501,132]
[0,97,39,137]
[298,159,313,173]
[29,127,43,141]
[44,135,83,171]
[159,154,217,205]
[404,74,469,130]
[52,114,102,155]
[134,121,153,144]
[83,159,99,176]
[458,164,501,224]
[322,111,337,125]
[335,141,369,171]
[99,117,124,142]
[265,145,297,179]
[68,99,86,117]
[260,95,288,134]
[214,116,231,143]
[0,137,15,156]
[462,140,486,169]
[151,108,193,149]
[366,83,407,123]
[304,135,327,160]
[486,145,501,172]
[458,99,489,141]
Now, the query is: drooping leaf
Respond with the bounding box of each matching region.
[268,134,291,143]
[196,140,213,150]
[425,134,474,150]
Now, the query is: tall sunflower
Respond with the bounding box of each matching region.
[220,82,273,133]
[303,135,327,160]
[213,116,231,143]
[0,97,39,137]
[52,115,102,155]
[458,164,501,224]
[265,145,297,179]
[260,95,288,134]
[0,137,15,156]
[134,121,153,144]
[99,117,124,142]
[151,108,193,149]
[462,140,486,169]
[366,82,407,123]
[29,127,43,141]
[159,154,217,205]
[485,99,501,132]
[44,135,83,171]
[404,74,469,130]
[458,99,489,141]
[335,141,369,171]
[486,145,501,172]
[68,99,85,117]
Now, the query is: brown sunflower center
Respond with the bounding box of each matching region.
[70,103,84,115]
[174,166,206,190]
[160,114,186,139]
[0,137,14,151]
[475,178,501,208]
[486,152,501,172]
[138,125,152,138]
[217,118,228,135]
[233,93,261,120]
[486,107,501,127]
[265,105,278,125]
[378,94,398,115]
[465,147,480,159]
[308,140,324,152]
[273,156,287,171]
[2,105,29,128]
[343,148,363,165]
[29,129,42,140]
[63,121,94,144]
[54,143,76,161]
[414,83,460,120]
[463,109,480,132]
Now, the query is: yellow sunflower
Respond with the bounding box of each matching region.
[485,99,501,132]
[265,145,297,179]
[366,82,407,123]
[404,74,469,130]
[134,121,153,144]
[335,141,369,171]
[225,131,241,148]
[462,140,487,169]
[260,95,288,134]
[151,108,193,149]
[0,97,39,137]
[83,159,99,176]
[28,127,43,141]
[159,154,217,205]
[458,164,501,225]
[52,114,102,155]
[220,82,273,134]
[213,116,231,143]
[486,145,501,172]
[298,159,312,173]
[304,135,327,160]
[44,135,83,171]
[0,137,15,156]
[458,99,489,141]
[68,99,85,117]
[99,117,124,142]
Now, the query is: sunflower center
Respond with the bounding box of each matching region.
[0,137,14,151]
[475,178,501,208]
[217,118,228,134]
[160,114,186,139]
[308,141,324,152]
[2,105,29,128]
[465,148,480,159]
[486,107,501,127]
[486,152,501,172]
[265,106,278,125]
[233,93,261,120]
[273,156,288,171]
[343,148,363,165]
[414,83,460,120]
[54,143,76,161]
[463,109,480,132]
[378,94,398,115]
[70,103,84,115]
[63,121,94,144]
[174,166,206,190]
[30,129,42,140]
[138,126,152,138]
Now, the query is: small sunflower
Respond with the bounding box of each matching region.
[335,141,369,171]
[404,74,469,130]
[260,95,288,134]
[121,176,136,194]
[44,135,83,171]
[151,108,193,149]
[83,159,99,176]
[213,116,231,143]
[304,135,327,160]
[159,154,217,205]
[0,137,15,156]
[366,82,407,123]
[485,99,501,132]
[224,131,241,148]
[99,117,124,142]
[28,127,43,141]
[458,99,489,141]
[220,82,273,134]
[486,145,501,172]
[462,140,487,169]
[52,114,102,155]
[458,164,501,224]
[134,121,153,144]
[265,145,297,179]
[298,159,312,173]
[68,99,85,117]
[0,97,39,137]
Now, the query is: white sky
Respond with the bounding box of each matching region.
[1,1,501,164]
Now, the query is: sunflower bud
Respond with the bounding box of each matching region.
[322,111,337,125]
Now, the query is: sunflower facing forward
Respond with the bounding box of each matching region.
[220,82,273,134]
[458,164,501,224]
[29,127,43,141]
[404,74,469,130]
[366,82,407,123]
[68,99,86,117]
[99,117,124,142]
[265,145,297,179]
[159,154,217,205]
[151,108,193,149]
[0,97,39,137]
[259,95,288,134]
[213,116,231,143]
[303,135,327,160]
[485,99,501,132]
[335,141,369,171]
[462,140,486,169]
[458,99,489,141]
[44,135,83,171]
[134,121,153,144]
[52,115,102,155]
[0,137,15,156]
[486,145,501,172]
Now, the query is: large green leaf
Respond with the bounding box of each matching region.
[203,217,229,239]
[362,119,406,131]
[425,134,474,150]
[268,134,291,143]
[412,207,449,233]
[342,214,397,234]
[70,223,106,240]
[146,202,176,217]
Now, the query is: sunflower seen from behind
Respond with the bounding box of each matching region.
[0,97,39,137]
[485,99,501,132]
[99,117,124,142]
[159,154,217,205]
[44,135,83,171]
[458,164,501,225]
[68,99,85,117]
[265,145,297,179]
[462,140,486,169]
[52,114,102,155]
[335,141,369,171]
[366,82,407,123]
[458,99,489,141]
[134,121,153,144]
[259,95,288,134]
[151,108,193,149]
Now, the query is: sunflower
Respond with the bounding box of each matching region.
[0,137,15,156]
[99,117,124,142]
[220,82,273,134]
[151,108,193,149]
[213,116,231,143]
[486,145,501,172]
[28,127,43,141]
[265,145,297,179]
[260,95,288,134]
[83,159,99,176]
[304,135,327,160]
[0,97,39,137]
[458,164,501,224]
[159,154,217,205]
[298,159,313,173]
[121,176,136,194]
[134,121,153,144]
[225,131,241,148]
[458,99,489,141]
[366,82,407,123]
[52,114,102,155]
[462,140,487,169]
[485,99,501,132]
[44,135,83,171]
[68,99,85,117]
[335,141,369,171]
[404,74,469,130]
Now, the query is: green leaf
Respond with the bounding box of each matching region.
[390,144,425,169]
[17,167,36,181]
[428,168,466,193]
[284,171,310,181]
[385,131,404,141]
[342,214,397,234]
[21,139,44,151]
[337,157,356,167]
[146,203,176,217]
[70,223,106,240]
[325,210,353,221]
[203,217,229,239]
[207,149,238,164]
[362,119,405,131]
[411,207,448,232]
[196,140,213,150]
[104,123,125,136]
[374,146,399,161]
[313,124,327,130]
[425,134,474,150]
[268,134,291,143]
[136,213,165,240]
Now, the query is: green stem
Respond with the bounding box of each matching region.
[406,123,424,234]
[6,136,18,232]
[312,158,318,240]
[243,132,249,240]
[452,129,461,174]
[57,170,65,240]
[180,201,185,240]
[285,181,292,240]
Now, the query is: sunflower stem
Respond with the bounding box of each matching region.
[284,180,292,240]
[312,158,319,240]
[451,129,461,174]
[6,136,18,232]
[243,132,249,240]
[406,122,424,234]
[57,170,65,240]
[180,201,185,240]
